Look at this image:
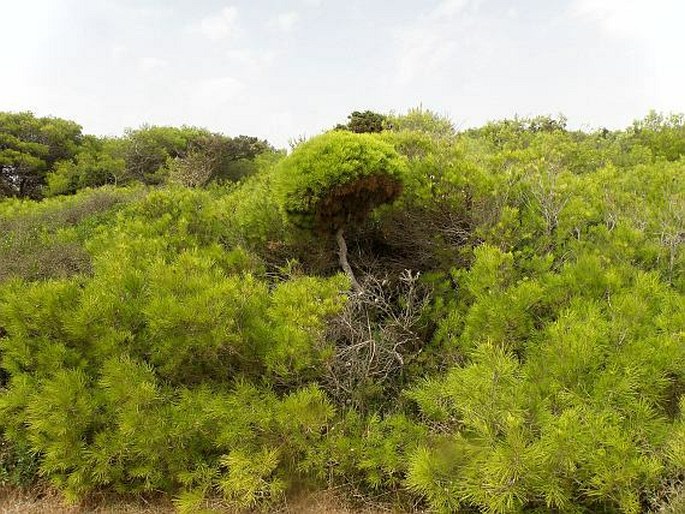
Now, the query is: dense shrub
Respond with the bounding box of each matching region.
[0,188,139,283]
[0,111,684,513]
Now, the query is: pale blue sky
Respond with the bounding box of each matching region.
[2,0,683,147]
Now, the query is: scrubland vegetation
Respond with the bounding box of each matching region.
[0,108,684,513]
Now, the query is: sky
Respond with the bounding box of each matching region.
[2,0,684,147]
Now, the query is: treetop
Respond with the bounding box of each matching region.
[275,130,406,232]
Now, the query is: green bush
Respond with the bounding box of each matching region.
[1,111,684,513]
[275,130,406,232]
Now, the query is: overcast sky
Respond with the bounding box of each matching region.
[2,0,684,147]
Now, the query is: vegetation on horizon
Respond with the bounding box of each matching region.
[0,107,684,513]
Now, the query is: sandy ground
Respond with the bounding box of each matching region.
[2,486,685,513]
[0,487,407,514]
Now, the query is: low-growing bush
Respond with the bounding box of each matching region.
[0,112,684,513]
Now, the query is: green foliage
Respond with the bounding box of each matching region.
[629,110,685,161]
[275,130,406,232]
[120,125,208,185]
[335,110,387,133]
[0,112,82,198]
[0,186,348,504]
[264,275,348,383]
[408,260,684,512]
[0,187,137,283]
[1,110,685,513]
[167,133,274,188]
[120,126,272,188]
[45,136,126,195]
[0,438,40,487]
[1,112,273,199]
[387,106,456,137]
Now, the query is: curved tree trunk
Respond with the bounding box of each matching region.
[336,227,362,292]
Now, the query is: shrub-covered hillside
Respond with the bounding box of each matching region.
[0,109,684,513]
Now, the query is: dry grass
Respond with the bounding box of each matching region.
[0,487,410,514]
[656,484,685,514]
[0,487,174,514]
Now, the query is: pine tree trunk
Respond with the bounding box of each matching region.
[336,227,362,292]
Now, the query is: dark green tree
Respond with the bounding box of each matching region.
[169,133,273,187]
[335,110,387,134]
[45,136,126,195]
[0,112,82,198]
[120,125,207,184]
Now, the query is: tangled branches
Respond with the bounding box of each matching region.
[323,270,431,410]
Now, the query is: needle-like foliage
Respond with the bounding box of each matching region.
[1,110,684,513]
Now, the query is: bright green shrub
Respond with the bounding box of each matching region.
[387,107,456,137]
[0,279,83,377]
[369,130,484,271]
[264,275,348,383]
[0,221,349,505]
[629,111,685,161]
[275,131,406,232]
[408,260,685,512]
[1,111,685,513]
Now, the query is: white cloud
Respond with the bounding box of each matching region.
[396,28,458,84]
[226,49,276,74]
[197,6,239,41]
[393,0,481,85]
[194,76,245,104]
[429,0,471,20]
[270,11,301,32]
[571,0,685,107]
[571,0,682,39]
[138,57,167,72]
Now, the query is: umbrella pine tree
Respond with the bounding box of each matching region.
[275,131,406,291]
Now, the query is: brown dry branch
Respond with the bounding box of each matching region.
[323,269,431,409]
[351,197,473,277]
[336,227,362,292]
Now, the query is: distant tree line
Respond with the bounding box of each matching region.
[0,112,273,199]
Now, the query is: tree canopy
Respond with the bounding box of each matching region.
[1,113,273,198]
[275,130,406,290]
[0,112,82,198]
[335,110,387,133]
[275,130,406,233]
